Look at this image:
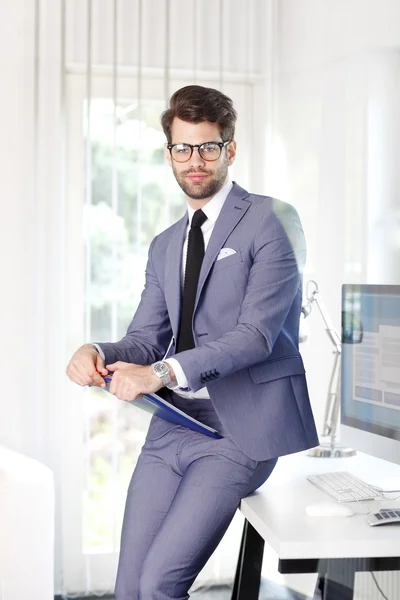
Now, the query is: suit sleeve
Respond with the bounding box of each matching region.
[174,205,305,391]
[96,237,172,366]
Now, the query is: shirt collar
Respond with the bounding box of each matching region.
[187,180,233,226]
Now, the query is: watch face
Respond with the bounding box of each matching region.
[153,362,169,377]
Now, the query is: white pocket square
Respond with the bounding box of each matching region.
[216,248,237,261]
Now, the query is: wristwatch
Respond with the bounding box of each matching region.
[151,361,172,386]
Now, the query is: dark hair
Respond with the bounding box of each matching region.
[161,85,237,143]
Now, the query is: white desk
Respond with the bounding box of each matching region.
[232,451,400,599]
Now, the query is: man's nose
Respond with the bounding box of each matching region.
[188,147,206,168]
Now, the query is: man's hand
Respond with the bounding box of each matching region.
[106,362,165,401]
[66,344,108,388]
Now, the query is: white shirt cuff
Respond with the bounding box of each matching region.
[164,358,189,390]
[92,343,105,360]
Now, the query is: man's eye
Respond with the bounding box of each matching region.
[175,145,190,154]
[203,144,218,152]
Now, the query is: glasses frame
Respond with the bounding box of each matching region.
[167,140,231,163]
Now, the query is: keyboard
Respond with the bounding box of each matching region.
[367,508,400,527]
[307,471,381,503]
[367,508,400,526]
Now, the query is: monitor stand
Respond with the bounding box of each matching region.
[308,440,356,458]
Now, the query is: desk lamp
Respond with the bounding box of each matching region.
[301,280,355,458]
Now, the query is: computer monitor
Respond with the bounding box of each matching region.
[340,284,400,465]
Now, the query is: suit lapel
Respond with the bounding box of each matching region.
[164,213,188,339]
[195,182,251,310]
[164,183,251,338]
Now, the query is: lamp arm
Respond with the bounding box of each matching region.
[329,357,341,444]
[303,281,355,457]
[303,281,342,439]
[312,292,342,354]
[322,351,341,438]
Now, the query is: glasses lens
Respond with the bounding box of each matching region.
[171,144,192,162]
[199,142,221,161]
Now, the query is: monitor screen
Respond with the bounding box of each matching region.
[341,284,400,464]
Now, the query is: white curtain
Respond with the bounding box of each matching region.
[19,0,277,595]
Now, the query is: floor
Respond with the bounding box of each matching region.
[70,578,315,599]
[191,580,314,599]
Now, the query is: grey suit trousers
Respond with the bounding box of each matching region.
[115,393,277,600]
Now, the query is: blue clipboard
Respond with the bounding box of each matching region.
[103,376,222,439]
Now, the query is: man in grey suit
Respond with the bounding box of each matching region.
[67,85,318,599]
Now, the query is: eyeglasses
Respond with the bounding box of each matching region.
[167,140,231,163]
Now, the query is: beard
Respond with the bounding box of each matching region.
[172,155,229,200]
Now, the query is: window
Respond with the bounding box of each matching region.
[64,72,252,593]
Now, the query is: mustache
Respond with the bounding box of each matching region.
[180,169,211,176]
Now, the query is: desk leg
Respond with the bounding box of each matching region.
[231,519,264,600]
[317,561,355,600]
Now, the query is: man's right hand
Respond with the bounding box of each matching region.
[66,344,109,388]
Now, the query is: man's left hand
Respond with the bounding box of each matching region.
[106,362,163,401]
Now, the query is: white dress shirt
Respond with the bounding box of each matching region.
[95,179,233,400]
[165,179,233,399]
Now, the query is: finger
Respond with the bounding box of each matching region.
[109,375,117,395]
[76,361,105,387]
[95,356,108,383]
[66,371,86,386]
[116,384,130,401]
[66,362,93,386]
[122,381,138,402]
[79,358,105,385]
[112,377,128,400]
[68,353,99,383]
[121,382,130,401]
[95,354,108,374]
[90,370,106,387]
[107,361,131,370]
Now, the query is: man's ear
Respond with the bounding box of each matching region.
[164,143,172,166]
[227,140,237,167]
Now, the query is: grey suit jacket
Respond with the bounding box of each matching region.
[98,182,319,460]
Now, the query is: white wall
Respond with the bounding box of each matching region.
[275,0,400,432]
[274,2,400,597]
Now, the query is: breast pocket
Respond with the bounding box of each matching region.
[212,250,243,273]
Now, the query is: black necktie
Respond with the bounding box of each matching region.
[176,209,207,352]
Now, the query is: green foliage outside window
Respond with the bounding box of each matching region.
[82,99,184,551]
